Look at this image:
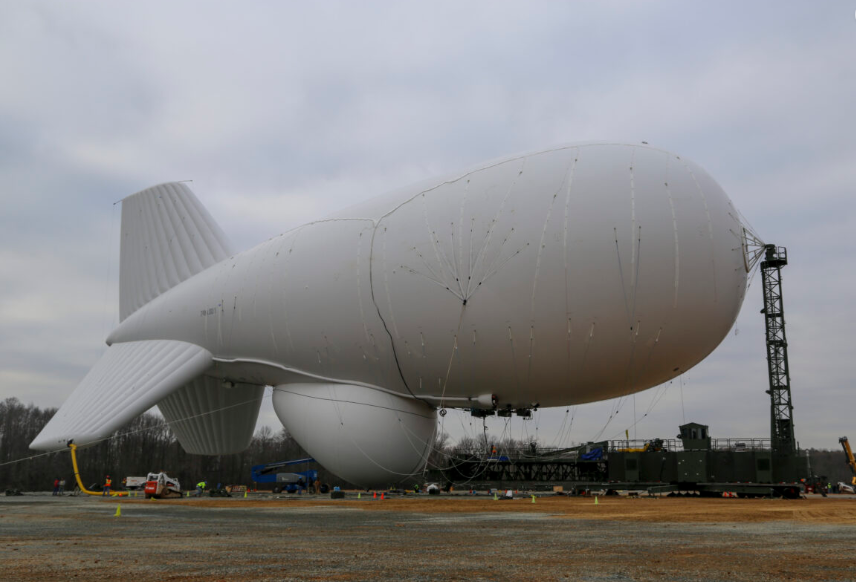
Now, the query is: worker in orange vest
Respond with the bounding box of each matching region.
[102,475,112,496]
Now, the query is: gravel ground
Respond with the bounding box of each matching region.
[2,493,854,581]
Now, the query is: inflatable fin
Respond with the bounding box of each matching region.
[119,182,232,322]
[30,340,212,450]
[158,377,264,455]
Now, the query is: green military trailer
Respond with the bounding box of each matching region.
[607,423,808,498]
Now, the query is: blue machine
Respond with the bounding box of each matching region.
[251,458,319,493]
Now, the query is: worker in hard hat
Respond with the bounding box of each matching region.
[102,475,112,496]
[196,480,206,497]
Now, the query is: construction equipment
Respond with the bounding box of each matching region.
[840,437,856,486]
[144,472,181,499]
[250,457,327,493]
[273,471,316,494]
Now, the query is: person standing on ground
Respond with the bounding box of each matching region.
[102,475,112,496]
[58,479,66,495]
[196,480,206,497]
[52,478,59,495]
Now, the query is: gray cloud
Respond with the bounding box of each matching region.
[1,1,853,449]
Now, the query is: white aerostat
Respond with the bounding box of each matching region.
[31,142,750,487]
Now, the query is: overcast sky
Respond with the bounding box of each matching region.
[1,2,854,451]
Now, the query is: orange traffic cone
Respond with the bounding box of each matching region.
[373,491,377,499]
[381,492,385,500]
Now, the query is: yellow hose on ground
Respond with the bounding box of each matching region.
[68,443,127,497]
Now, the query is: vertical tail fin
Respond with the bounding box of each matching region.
[119,182,233,321]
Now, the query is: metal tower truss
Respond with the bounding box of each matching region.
[760,245,795,455]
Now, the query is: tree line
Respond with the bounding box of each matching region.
[0,398,354,492]
[2,397,853,492]
[803,448,855,486]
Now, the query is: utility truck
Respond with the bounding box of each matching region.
[123,476,147,490]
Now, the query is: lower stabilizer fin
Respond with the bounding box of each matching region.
[158,377,264,455]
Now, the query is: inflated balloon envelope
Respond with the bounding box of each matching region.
[30,142,752,488]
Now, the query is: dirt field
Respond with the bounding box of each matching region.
[2,493,855,581]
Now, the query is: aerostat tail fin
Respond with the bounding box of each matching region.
[119,182,233,322]
[30,340,213,451]
[158,377,264,455]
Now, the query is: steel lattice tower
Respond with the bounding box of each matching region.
[760,244,795,455]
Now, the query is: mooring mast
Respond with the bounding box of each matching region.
[759,244,795,456]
